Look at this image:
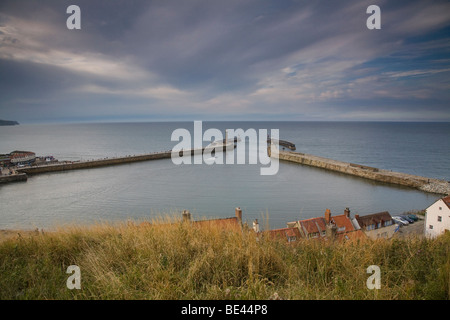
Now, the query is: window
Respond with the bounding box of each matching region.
[429,225,434,229]
[438,216,442,222]
[439,207,442,210]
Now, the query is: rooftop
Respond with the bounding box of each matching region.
[330,214,356,233]
[264,227,301,242]
[442,196,450,209]
[354,211,392,228]
[299,217,327,236]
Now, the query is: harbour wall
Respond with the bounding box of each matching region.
[269,147,450,195]
[0,173,28,184]
[15,148,207,175]
[11,145,450,196]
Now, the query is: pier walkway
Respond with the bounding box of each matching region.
[268,146,450,195]
[14,149,209,175]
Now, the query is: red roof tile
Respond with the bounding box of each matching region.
[299,217,326,236]
[193,217,240,229]
[330,214,356,233]
[336,230,367,241]
[265,227,301,242]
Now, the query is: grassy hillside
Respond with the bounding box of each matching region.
[0,218,449,300]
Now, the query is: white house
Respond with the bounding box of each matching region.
[425,195,450,238]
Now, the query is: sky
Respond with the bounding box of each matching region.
[0,0,449,123]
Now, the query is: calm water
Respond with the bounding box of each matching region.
[0,121,448,230]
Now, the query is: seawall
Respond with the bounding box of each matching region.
[0,173,27,184]
[269,147,450,195]
[17,152,172,175]
[15,148,208,175]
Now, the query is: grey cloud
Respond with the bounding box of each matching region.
[0,0,449,122]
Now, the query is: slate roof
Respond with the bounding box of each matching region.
[354,211,392,228]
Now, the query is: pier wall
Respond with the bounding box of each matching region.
[16,151,172,175]
[15,148,205,175]
[0,173,27,184]
[269,147,450,195]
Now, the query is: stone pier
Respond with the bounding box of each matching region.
[269,146,450,195]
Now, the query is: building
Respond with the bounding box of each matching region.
[141,207,244,230]
[287,208,366,241]
[425,196,450,238]
[288,216,327,239]
[9,151,36,166]
[263,227,302,243]
[0,154,11,167]
[352,211,396,239]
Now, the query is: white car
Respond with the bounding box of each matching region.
[392,216,409,226]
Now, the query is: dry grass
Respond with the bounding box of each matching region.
[0,217,449,300]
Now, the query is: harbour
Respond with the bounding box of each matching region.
[0,121,448,230]
[3,139,448,196]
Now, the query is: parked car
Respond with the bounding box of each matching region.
[400,215,414,223]
[392,216,409,226]
[406,214,419,221]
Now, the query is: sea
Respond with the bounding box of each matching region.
[0,121,449,230]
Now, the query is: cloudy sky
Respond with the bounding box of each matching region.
[1,0,449,123]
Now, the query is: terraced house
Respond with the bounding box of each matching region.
[287,208,366,241]
[352,211,396,239]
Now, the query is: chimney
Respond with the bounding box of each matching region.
[324,209,331,224]
[235,207,242,225]
[182,210,191,222]
[344,207,351,218]
[253,219,260,233]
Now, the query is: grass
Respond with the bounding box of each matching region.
[0,217,449,300]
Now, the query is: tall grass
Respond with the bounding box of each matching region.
[0,217,448,300]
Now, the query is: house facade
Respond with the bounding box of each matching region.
[425,196,450,238]
[352,211,396,239]
[9,151,36,166]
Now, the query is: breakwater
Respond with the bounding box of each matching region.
[15,149,211,175]
[0,173,27,184]
[269,147,450,195]
[16,151,171,175]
